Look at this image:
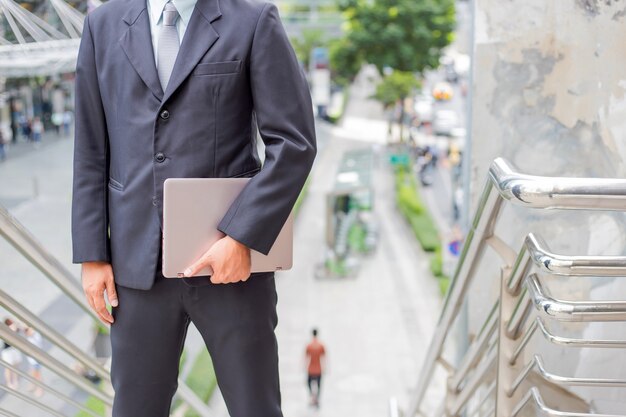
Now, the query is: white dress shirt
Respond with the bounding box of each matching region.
[146,0,198,66]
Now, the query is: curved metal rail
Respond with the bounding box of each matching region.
[0,204,214,417]
[407,158,626,417]
[512,387,624,417]
[509,354,626,398]
[527,273,626,322]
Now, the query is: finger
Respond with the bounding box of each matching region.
[184,256,210,277]
[93,290,114,324]
[87,294,109,326]
[210,271,224,284]
[105,276,118,307]
[210,267,227,284]
[85,291,97,314]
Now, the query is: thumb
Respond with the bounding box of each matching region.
[105,275,118,307]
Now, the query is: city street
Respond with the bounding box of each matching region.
[3,0,625,415]
[0,67,443,416]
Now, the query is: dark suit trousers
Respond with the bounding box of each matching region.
[109,248,283,417]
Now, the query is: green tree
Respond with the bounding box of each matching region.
[329,37,362,86]
[333,0,454,141]
[372,70,420,141]
[337,0,456,75]
[290,29,326,70]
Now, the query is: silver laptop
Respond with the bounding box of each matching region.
[162,177,293,278]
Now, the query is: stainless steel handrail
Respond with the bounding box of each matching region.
[507,233,626,298]
[510,318,626,365]
[0,204,214,417]
[0,288,111,382]
[466,380,495,417]
[511,387,622,417]
[448,300,499,393]
[409,158,626,417]
[489,158,626,210]
[0,205,97,321]
[509,354,626,398]
[408,173,503,416]
[525,234,626,277]
[534,318,626,348]
[505,288,531,339]
[0,322,113,404]
[447,348,497,417]
[0,407,20,417]
[527,273,626,322]
[0,384,66,417]
[0,358,101,417]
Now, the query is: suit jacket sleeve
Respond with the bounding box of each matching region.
[217,3,317,255]
[71,13,111,263]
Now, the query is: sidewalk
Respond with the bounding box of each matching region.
[0,66,446,416]
[208,66,444,416]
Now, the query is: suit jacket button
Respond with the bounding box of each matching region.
[155,152,165,163]
[160,109,170,120]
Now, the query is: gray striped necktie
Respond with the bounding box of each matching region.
[157,1,180,91]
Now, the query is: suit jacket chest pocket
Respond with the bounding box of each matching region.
[192,60,242,77]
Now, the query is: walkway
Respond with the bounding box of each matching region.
[0,65,444,416]
[208,66,444,416]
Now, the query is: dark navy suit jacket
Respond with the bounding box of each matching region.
[71,0,317,289]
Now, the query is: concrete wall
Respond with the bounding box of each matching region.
[466,0,626,413]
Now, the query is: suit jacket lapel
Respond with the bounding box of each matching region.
[161,0,221,103]
[119,0,164,101]
[118,0,222,103]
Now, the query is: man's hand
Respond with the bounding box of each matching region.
[81,261,118,325]
[183,235,251,284]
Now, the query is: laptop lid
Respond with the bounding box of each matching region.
[162,177,293,278]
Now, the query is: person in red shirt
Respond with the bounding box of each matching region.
[305,328,326,407]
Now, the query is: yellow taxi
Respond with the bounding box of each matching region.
[432,82,454,101]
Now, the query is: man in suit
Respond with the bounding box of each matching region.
[71,0,317,414]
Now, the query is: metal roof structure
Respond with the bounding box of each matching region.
[0,0,102,77]
[0,0,339,78]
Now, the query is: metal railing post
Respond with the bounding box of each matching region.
[405,158,626,416]
[0,205,98,322]
[0,288,111,382]
[494,266,523,416]
[408,179,503,416]
[0,358,101,417]
[0,322,113,405]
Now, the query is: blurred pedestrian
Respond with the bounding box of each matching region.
[51,112,63,135]
[22,118,32,142]
[0,128,6,162]
[2,318,23,390]
[63,110,73,137]
[32,116,44,145]
[24,326,44,397]
[305,328,326,407]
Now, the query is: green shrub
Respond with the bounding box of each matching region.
[325,257,347,276]
[75,396,105,417]
[430,245,444,277]
[184,349,218,417]
[293,176,311,216]
[406,212,439,252]
[392,157,450,297]
[438,276,450,296]
[397,183,425,215]
[393,161,440,253]
[179,348,188,370]
[347,222,367,253]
